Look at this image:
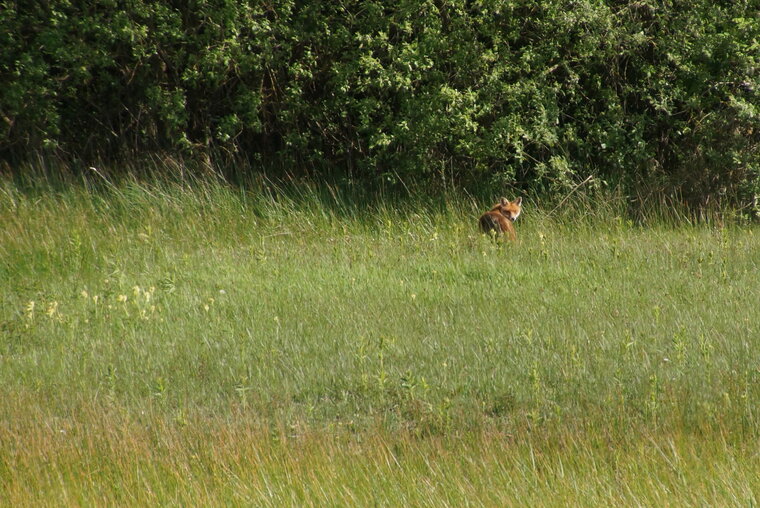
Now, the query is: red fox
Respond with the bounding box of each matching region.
[479,197,522,241]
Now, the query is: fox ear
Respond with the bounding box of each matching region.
[500,197,509,205]
[513,197,522,206]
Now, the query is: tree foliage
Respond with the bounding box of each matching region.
[1,0,758,205]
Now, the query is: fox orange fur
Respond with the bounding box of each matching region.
[479,197,522,241]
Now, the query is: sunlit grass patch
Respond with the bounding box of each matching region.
[1,396,758,507]
[1,179,759,505]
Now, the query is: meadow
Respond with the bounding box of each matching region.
[1,176,759,506]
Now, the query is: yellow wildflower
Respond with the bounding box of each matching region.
[25,301,35,319]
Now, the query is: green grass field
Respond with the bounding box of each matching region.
[1,178,759,506]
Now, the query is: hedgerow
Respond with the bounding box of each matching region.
[1,1,758,206]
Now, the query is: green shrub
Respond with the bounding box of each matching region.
[1,1,758,208]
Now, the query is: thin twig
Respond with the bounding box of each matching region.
[547,175,594,217]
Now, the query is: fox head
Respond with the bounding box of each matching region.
[494,197,522,222]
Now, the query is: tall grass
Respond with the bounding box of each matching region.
[3,397,758,506]
[1,176,758,505]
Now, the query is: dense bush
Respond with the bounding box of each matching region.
[1,1,758,206]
